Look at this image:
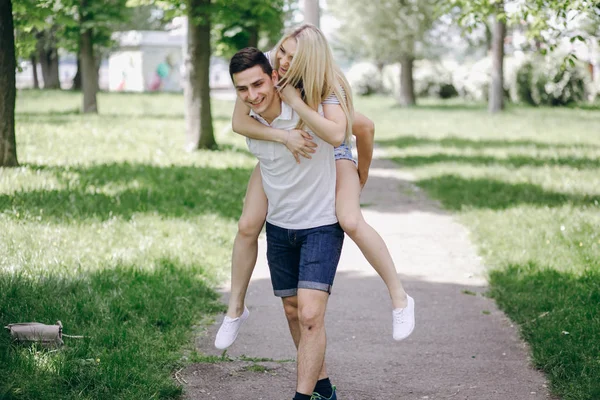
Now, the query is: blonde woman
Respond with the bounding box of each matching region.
[215,24,415,350]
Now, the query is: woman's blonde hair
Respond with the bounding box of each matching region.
[273,24,354,143]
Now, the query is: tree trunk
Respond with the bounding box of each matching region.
[303,0,320,28]
[398,55,416,107]
[0,0,18,167]
[72,56,81,90]
[489,11,506,113]
[31,54,40,89]
[79,4,98,114]
[37,30,60,89]
[185,0,215,150]
[247,25,259,48]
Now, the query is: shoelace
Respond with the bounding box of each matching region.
[394,309,406,324]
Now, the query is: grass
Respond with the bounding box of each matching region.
[4,90,599,399]
[362,96,600,400]
[1,90,255,399]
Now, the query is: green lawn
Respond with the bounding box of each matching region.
[360,96,600,400]
[1,90,253,399]
[3,91,599,399]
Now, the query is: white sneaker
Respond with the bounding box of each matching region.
[392,295,415,341]
[214,306,249,349]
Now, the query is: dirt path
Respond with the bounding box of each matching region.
[182,151,553,400]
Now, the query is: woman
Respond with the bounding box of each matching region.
[215,24,414,350]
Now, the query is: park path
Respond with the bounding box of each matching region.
[182,149,554,400]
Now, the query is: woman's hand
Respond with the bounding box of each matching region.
[278,84,303,108]
[285,129,317,163]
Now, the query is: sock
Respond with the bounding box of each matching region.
[293,393,312,400]
[313,377,333,398]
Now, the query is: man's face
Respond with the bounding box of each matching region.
[233,65,278,116]
[275,38,297,78]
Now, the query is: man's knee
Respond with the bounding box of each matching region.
[282,297,299,322]
[298,301,326,330]
[237,214,262,239]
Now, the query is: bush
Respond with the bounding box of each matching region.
[515,55,589,106]
[346,62,384,96]
[414,60,458,99]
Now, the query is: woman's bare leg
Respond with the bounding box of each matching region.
[335,159,408,309]
[226,163,268,317]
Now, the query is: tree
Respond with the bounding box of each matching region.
[13,0,57,89]
[0,0,18,167]
[212,0,289,59]
[489,1,505,112]
[185,0,216,150]
[79,0,98,113]
[36,27,61,89]
[303,0,319,27]
[330,0,436,106]
[445,0,600,113]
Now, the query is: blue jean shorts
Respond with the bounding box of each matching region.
[266,222,345,297]
[334,142,357,165]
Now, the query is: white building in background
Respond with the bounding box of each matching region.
[109,26,233,93]
[109,30,184,92]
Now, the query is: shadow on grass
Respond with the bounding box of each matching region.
[1,163,253,222]
[399,102,488,111]
[489,263,600,400]
[377,135,599,151]
[16,111,231,122]
[387,153,600,170]
[416,174,600,210]
[0,258,224,400]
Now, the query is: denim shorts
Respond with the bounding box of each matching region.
[266,222,345,297]
[334,142,357,165]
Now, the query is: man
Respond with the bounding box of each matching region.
[229,47,343,400]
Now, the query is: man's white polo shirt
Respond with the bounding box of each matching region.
[247,101,337,230]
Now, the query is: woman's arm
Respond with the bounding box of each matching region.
[352,112,375,189]
[232,96,317,162]
[232,95,287,142]
[279,85,346,147]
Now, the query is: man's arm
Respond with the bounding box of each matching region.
[353,112,375,189]
[232,96,316,162]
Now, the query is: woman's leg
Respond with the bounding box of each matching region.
[215,163,267,349]
[335,159,408,309]
[226,163,268,318]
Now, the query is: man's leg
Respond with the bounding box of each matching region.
[295,288,330,395]
[282,296,328,380]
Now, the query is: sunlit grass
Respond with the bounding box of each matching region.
[1,90,249,399]
[361,95,600,400]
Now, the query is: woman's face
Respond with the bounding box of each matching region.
[275,38,297,78]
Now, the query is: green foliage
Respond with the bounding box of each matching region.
[212,0,292,57]
[446,0,599,50]
[328,0,437,64]
[12,0,56,59]
[413,61,459,99]
[516,55,589,106]
[1,90,252,399]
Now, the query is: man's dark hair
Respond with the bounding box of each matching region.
[229,47,273,81]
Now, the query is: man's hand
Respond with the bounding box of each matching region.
[285,129,317,163]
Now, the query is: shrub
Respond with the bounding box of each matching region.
[414,60,458,99]
[515,55,589,106]
[346,62,384,96]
